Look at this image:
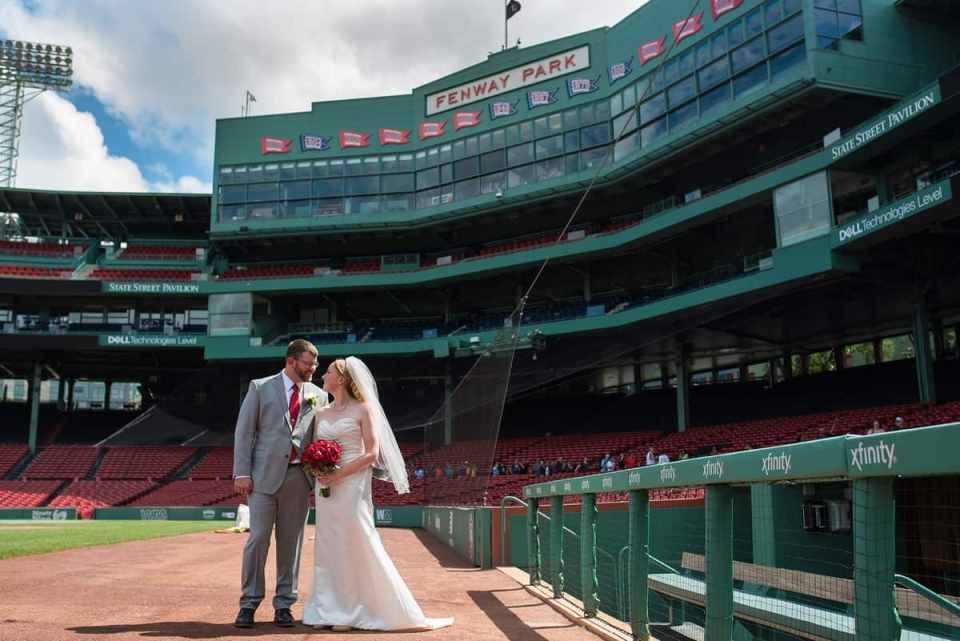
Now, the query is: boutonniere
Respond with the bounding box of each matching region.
[304,394,319,409]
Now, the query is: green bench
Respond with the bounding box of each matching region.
[647,552,959,641]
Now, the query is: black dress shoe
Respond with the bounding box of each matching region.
[234,608,255,628]
[274,608,295,627]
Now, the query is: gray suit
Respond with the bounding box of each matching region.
[233,372,328,611]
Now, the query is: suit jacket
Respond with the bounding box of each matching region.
[232,373,330,495]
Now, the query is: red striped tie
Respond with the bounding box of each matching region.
[288,384,300,464]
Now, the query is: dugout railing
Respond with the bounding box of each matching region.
[520,423,960,641]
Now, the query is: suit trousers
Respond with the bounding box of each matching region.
[240,465,312,610]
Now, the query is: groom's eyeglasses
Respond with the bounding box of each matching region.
[296,357,319,369]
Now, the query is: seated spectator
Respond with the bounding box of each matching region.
[511,460,524,474]
[866,420,885,435]
[574,456,590,473]
[894,416,905,430]
[604,456,617,472]
[657,453,670,464]
[443,462,454,480]
[624,451,638,469]
[678,450,689,460]
[616,453,626,470]
[599,453,612,471]
[414,465,426,480]
[645,448,656,466]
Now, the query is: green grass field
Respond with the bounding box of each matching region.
[0,520,224,560]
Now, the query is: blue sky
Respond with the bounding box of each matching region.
[1,0,643,194]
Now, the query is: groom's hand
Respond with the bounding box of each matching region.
[234,477,253,497]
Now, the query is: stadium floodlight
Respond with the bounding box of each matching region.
[0,38,74,189]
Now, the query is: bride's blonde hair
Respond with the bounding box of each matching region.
[334,359,364,401]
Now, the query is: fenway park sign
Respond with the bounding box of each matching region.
[426,46,590,116]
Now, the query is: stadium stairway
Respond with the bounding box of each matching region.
[167,448,211,480]
[84,448,110,480]
[3,449,37,481]
[38,479,72,507]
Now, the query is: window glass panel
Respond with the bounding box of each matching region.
[507,142,534,166]
[219,185,245,204]
[491,130,505,149]
[580,146,608,170]
[774,171,832,246]
[453,156,479,180]
[711,32,728,59]
[454,178,480,200]
[480,149,507,174]
[247,183,278,203]
[313,198,343,215]
[699,57,730,91]
[663,59,679,85]
[767,13,804,53]
[610,92,623,116]
[347,196,380,214]
[734,63,768,97]
[595,100,610,121]
[506,125,521,146]
[452,140,466,160]
[398,154,415,172]
[613,109,638,136]
[678,50,696,77]
[622,83,637,110]
[534,117,550,138]
[765,0,783,25]
[581,122,611,148]
[613,131,638,161]
[814,0,836,8]
[219,167,234,184]
[745,8,764,36]
[465,137,478,157]
[668,101,698,131]
[345,175,379,196]
[435,145,452,164]
[233,166,248,181]
[700,82,731,114]
[548,113,563,132]
[363,157,380,174]
[441,163,453,184]
[426,147,440,167]
[640,118,667,148]
[728,19,745,47]
[535,134,564,159]
[381,173,414,193]
[380,155,398,173]
[281,180,311,201]
[696,41,712,68]
[564,130,580,152]
[838,12,863,39]
[508,164,534,188]
[784,0,802,13]
[565,153,579,175]
[247,165,263,182]
[481,171,507,194]
[415,151,428,170]
[261,164,279,181]
[382,194,414,212]
[345,158,364,176]
[519,121,534,142]
[815,8,839,37]
[478,133,492,153]
[416,167,440,191]
[731,37,765,73]
[837,0,860,12]
[535,157,565,182]
[771,43,806,81]
[639,93,667,124]
[563,109,579,130]
[313,178,343,198]
[667,75,697,107]
[279,163,296,180]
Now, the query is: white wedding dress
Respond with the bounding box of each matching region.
[302,417,453,631]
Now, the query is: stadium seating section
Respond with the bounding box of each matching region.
[0,264,71,279]
[1,399,958,512]
[0,240,78,258]
[118,245,200,261]
[89,268,197,281]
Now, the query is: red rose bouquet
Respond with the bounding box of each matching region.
[303,439,343,498]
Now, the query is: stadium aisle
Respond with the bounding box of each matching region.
[0,526,600,641]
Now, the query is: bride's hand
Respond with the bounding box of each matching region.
[317,470,342,486]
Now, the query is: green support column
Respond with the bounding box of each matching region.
[750,485,777,568]
[629,489,650,640]
[444,361,453,445]
[66,378,74,411]
[853,478,899,641]
[581,493,599,617]
[28,362,41,453]
[527,497,541,585]
[549,494,564,598]
[913,303,937,404]
[676,349,690,432]
[705,485,734,641]
[57,378,66,412]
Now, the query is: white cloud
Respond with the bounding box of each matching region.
[0,1,644,178]
[16,92,209,193]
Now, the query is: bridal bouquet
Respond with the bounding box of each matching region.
[303,439,343,498]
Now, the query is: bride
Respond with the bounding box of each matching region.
[302,356,453,632]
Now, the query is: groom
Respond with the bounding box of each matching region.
[233,339,328,628]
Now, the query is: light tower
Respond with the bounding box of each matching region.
[0,39,74,188]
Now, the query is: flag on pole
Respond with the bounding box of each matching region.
[506,0,522,20]
[378,128,410,145]
[260,137,291,155]
[453,111,481,130]
[246,90,257,103]
[339,131,370,148]
[638,37,666,65]
[672,13,703,44]
[710,0,743,19]
[419,121,447,140]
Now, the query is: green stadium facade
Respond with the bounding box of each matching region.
[1,0,960,447]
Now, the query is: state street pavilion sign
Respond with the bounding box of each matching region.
[102,281,202,295]
[425,45,590,116]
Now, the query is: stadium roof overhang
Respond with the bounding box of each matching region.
[0,187,212,240]
[895,0,960,18]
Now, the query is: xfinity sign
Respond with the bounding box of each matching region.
[850,440,897,472]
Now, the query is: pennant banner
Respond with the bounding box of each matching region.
[300,134,331,152]
[339,131,370,148]
[419,120,447,141]
[638,37,666,65]
[672,13,703,44]
[608,57,634,84]
[260,137,291,155]
[527,88,559,109]
[711,0,744,19]
[378,128,410,145]
[567,75,601,97]
[453,111,481,130]
[489,100,519,120]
